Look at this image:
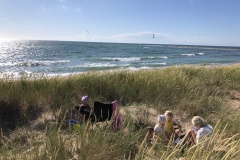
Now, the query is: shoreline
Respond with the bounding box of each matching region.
[1,62,240,80]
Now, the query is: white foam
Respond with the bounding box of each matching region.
[126,67,139,71]
[101,57,141,62]
[0,71,45,80]
[181,54,195,56]
[18,60,70,67]
[142,62,167,65]
[69,63,131,68]
[0,61,17,67]
[0,70,79,80]
[41,60,70,65]
[140,66,151,69]
[141,56,168,60]
[124,66,152,71]
[0,60,70,67]
[155,56,168,59]
[196,52,204,55]
[0,71,20,79]
[83,63,117,68]
[143,45,158,47]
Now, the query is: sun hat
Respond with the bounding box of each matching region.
[81,95,88,101]
[158,115,166,124]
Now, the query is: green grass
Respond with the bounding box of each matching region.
[1,65,240,159]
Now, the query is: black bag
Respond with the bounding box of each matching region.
[93,101,113,122]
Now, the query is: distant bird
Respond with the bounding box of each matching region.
[152,34,155,38]
[86,30,89,35]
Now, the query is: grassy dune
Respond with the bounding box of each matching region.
[0,65,240,159]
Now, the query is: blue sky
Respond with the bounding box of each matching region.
[0,0,239,46]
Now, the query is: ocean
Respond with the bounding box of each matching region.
[0,40,240,77]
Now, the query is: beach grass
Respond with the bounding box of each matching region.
[0,65,240,159]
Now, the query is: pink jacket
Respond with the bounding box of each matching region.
[112,100,123,131]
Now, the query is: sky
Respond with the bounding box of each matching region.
[0,0,240,46]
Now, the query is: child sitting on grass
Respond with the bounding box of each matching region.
[151,111,184,144]
[148,115,167,144]
[75,95,92,122]
[152,111,177,142]
[180,116,213,146]
[164,111,175,140]
[153,115,166,139]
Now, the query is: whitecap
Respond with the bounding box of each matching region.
[101,57,141,62]
[82,63,117,68]
[0,61,17,67]
[41,60,70,65]
[0,71,44,80]
[18,60,70,67]
[157,56,168,59]
[141,56,168,60]
[196,52,204,55]
[181,54,195,56]
[69,63,130,68]
[142,62,167,66]
[140,66,151,69]
[125,67,139,71]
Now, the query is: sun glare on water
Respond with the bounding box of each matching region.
[0,38,16,42]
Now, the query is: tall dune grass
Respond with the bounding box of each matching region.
[1,65,240,159]
[1,120,240,159]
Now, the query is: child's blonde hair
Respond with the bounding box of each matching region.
[191,116,208,127]
[164,111,173,118]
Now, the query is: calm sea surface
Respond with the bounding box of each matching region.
[0,40,240,77]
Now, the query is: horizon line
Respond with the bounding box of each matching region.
[1,38,240,48]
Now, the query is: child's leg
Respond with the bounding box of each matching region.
[190,130,196,144]
[180,129,195,144]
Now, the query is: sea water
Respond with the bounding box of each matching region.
[0,40,240,77]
